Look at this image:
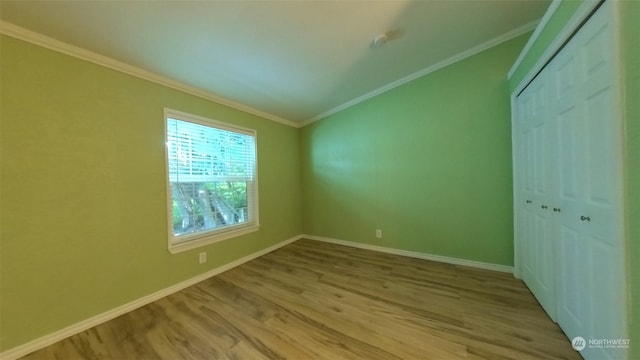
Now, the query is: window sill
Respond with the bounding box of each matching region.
[168,224,260,254]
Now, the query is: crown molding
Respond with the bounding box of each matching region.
[0,21,300,128]
[510,0,601,95]
[1,18,540,130]
[508,0,563,79]
[301,19,540,127]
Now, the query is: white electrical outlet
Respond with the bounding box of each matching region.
[199,252,207,264]
[376,229,382,238]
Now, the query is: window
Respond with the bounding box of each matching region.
[164,109,258,253]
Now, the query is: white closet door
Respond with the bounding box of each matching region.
[514,2,626,359]
[552,2,626,359]
[552,28,589,343]
[517,69,557,320]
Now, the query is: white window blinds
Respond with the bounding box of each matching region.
[167,119,256,183]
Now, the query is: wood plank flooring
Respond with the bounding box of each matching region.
[21,239,581,359]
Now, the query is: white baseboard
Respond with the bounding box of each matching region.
[302,234,514,273]
[0,235,302,360]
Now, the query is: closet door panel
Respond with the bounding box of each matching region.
[531,121,555,317]
[521,127,536,283]
[554,2,626,359]
[585,91,614,204]
[533,209,555,314]
[556,106,581,202]
[590,235,625,360]
[552,28,583,252]
[557,224,589,332]
[582,87,620,245]
[521,203,536,280]
[552,31,583,338]
[517,69,556,318]
[517,80,539,285]
[555,105,586,340]
[577,9,626,357]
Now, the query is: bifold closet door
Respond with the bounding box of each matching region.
[516,69,556,320]
[552,2,626,359]
[515,1,626,360]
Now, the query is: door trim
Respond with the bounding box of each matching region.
[510,0,600,95]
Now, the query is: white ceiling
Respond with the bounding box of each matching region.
[0,0,550,125]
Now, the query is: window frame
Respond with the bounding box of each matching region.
[164,108,259,254]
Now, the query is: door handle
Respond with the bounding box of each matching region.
[541,205,548,209]
[526,200,532,204]
[553,208,561,212]
[580,215,591,222]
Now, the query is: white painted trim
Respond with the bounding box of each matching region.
[0,235,303,360]
[0,21,300,128]
[168,224,261,254]
[303,235,514,273]
[510,0,600,96]
[510,93,523,280]
[301,20,539,127]
[609,1,630,351]
[508,0,563,79]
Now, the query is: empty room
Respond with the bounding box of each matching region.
[0,0,638,359]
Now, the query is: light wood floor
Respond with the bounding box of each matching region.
[21,239,580,359]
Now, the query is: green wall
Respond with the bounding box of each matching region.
[507,0,639,357]
[300,34,529,266]
[0,35,302,351]
[621,1,640,358]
